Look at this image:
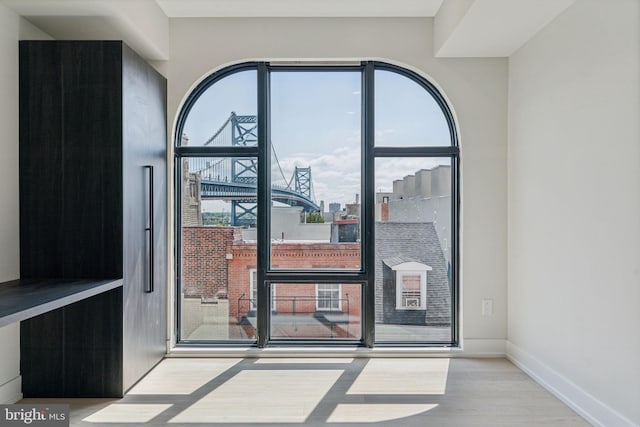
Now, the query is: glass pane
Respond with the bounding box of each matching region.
[317,284,341,311]
[181,70,257,146]
[402,275,421,290]
[374,157,453,343]
[180,156,258,341]
[270,283,362,340]
[375,70,451,147]
[270,71,362,270]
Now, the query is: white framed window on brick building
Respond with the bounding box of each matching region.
[316,284,341,311]
[250,269,275,311]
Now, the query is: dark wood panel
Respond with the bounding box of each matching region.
[20,308,64,397]
[59,42,123,279]
[19,42,64,278]
[19,40,167,397]
[62,287,124,397]
[19,41,123,280]
[121,43,167,391]
[21,287,124,397]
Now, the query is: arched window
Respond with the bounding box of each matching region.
[175,62,458,347]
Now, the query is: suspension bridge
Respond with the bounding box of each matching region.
[186,112,320,226]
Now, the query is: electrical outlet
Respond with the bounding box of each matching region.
[482,299,494,316]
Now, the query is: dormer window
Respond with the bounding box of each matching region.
[385,260,432,310]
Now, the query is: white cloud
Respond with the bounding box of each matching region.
[272,132,449,207]
[273,143,361,205]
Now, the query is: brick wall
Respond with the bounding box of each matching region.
[268,283,360,315]
[182,227,361,321]
[226,240,256,322]
[182,226,235,299]
[271,242,360,269]
[228,242,360,319]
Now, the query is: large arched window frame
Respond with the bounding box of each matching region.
[175,61,459,348]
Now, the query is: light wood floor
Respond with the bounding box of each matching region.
[21,357,590,426]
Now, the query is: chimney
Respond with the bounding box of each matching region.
[355,193,359,205]
[381,195,389,222]
[381,204,389,222]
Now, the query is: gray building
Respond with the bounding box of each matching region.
[181,134,202,226]
[375,222,451,326]
[376,165,452,264]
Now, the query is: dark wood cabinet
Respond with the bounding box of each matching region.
[19,41,167,397]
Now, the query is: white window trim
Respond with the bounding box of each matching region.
[249,269,258,310]
[315,284,342,312]
[249,269,275,311]
[391,262,431,310]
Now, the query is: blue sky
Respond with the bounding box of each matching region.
[183,69,451,207]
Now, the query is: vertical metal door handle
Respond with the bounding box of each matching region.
[145,165,154,293]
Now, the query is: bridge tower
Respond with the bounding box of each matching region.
[197,112,320,225]
[230,113,258,226]
[294,167,313,200]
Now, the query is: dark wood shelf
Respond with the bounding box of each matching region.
[0,278,123,328]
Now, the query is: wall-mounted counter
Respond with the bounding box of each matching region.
[0,279,123,328]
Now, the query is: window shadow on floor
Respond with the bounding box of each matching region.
[21,357,589,427]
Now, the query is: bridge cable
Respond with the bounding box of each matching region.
[203,115,233,146]
[270,142,292,189]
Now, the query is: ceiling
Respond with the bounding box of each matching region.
[1,0,575,61]
[156,0,445,18]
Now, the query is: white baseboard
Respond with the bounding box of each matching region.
[0,376,22,404]
[506,341,638,427]
[460,338,506,356]
[168,339,507,358]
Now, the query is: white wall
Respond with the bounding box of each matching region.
[0,0,21,287]
[508,0,640,425]
[0,4,52,403]
[167,17,508,351]
[270,207,331,241]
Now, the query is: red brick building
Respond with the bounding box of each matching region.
[182,226,361,338]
